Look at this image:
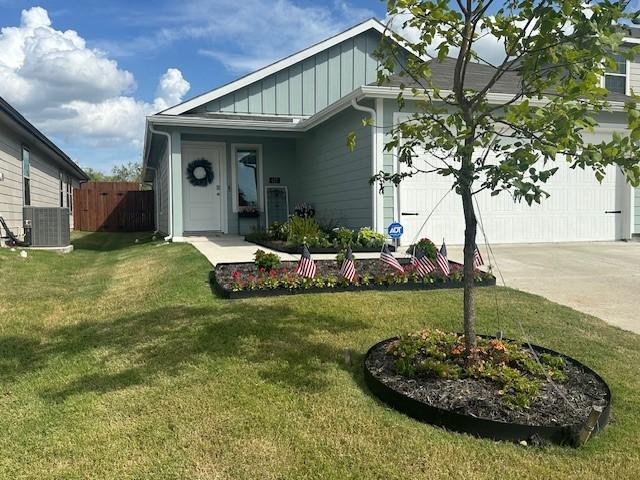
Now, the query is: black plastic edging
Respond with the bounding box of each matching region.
[363,337,612,447]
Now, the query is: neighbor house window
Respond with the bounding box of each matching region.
[66,175,72,211]
[604,53,627,94]
[22,146,30,206]
[232,145,263,212]
[59,171,64,207]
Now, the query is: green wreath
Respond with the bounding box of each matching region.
[186,158,214,187]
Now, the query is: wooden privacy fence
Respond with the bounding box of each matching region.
[73,182,154,232]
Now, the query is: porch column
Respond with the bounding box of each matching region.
[171,130,184,239]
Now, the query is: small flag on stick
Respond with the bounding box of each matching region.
[436,240,450,275]
[380,244,404,273]
[473,243,484,268]
[339,246,357,282]
[295,244,317,278]
[410,247,436,277]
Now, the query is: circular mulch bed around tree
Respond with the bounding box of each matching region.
[364,337,611,447]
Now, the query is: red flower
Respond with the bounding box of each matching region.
[231,270,241,279]
[269,269,277,277]
[259,267,266,273]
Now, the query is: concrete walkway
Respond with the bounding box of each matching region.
[188,235,640,334]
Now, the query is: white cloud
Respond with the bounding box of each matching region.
[0,7,190,154]
[155,68,190,111]
[104,0,376,73]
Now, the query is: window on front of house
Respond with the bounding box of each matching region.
[604,53,627,95]
[235,147,260,211]
[22,146,30,206]
[59,172,64,207]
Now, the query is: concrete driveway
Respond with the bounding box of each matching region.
[449,242,640,334]
[188,235,640,334]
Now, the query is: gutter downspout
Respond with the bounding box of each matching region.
[351,97,378,232]
[149,126,173,241]
[145,166,160,234]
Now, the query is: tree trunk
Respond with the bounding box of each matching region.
[460,161,478,353]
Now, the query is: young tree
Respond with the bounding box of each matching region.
[368,0,640,354]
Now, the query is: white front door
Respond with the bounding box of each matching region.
[182,143,224,232]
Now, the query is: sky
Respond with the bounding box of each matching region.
[0,0,386,173]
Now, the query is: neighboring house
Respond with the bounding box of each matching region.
[143,18,640,245]
[0,96,88,240]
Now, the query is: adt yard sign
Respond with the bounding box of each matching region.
[387,222,404,239]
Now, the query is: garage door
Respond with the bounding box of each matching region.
[398,133,623,245]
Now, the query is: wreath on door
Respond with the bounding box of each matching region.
[186,158,214,187]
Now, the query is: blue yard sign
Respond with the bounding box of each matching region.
[387,222,404,239]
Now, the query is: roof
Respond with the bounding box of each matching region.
[377,57,634,103]
[0,96,88,181]
[160,18,397,116]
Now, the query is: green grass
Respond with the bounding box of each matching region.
[0,232,638,479]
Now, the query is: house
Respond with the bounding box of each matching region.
[142,18,640,245]
[0,96,88,242]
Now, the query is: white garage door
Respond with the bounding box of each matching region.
[399,133,623,245]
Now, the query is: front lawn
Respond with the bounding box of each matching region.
[0,233,638,479]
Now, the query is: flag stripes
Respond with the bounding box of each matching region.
[295,245,317,278]
[473,244,484,268]
[410,247,436,277]
[436,240,450,275]
[339,246,357,282]
[380,244,404,273]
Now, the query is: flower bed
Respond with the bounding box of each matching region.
[364,334,611,447]
[211,258,495,299]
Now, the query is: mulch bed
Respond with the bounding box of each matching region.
[365,338,610,428]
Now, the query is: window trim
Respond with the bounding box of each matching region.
[231,143,263,213]
[59,171,64,207]
[602,58,631,96]
[21,145,30,206]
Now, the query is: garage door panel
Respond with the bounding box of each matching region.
[399,141,621,245]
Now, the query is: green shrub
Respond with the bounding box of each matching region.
[387,329,567,410]
[267,221,287,241]
[335,248,356,265]
[286,216,331,247]
[356,227,385,248]
[254,249,281,270]
[413,237,438,260]
[333,227,355,248]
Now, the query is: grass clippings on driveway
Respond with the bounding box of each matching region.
[0,232,638,479]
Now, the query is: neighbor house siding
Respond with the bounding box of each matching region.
[294,105,373,228]
[0,117,78,237]
[0,121,23,235]
[193,30,382,117]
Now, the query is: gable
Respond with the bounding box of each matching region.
[189,30,383,117]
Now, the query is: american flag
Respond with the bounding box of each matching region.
[380,244,404,273]
[295,244,317,278]
[473,243,484,268]
[339,246,357,282]
[410,247,436,277]
[436,240,450,275]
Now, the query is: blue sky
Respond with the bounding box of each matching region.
[0,1,385,173]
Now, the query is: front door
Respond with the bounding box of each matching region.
[182,143,224,232]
